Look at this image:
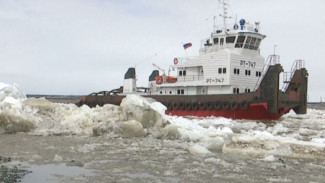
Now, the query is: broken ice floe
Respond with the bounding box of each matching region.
[1,82,325,159]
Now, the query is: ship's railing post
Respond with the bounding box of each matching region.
[177,74,204,82]
[281,59,305,92]
[254,54,280,91]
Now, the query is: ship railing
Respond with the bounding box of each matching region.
[253,54,280,91]
[213,23,259,33]
[281,59,305,92]
[213,23,235,32]
[174,57,196,65]
[177,75,204,82]
[283,72,291,83]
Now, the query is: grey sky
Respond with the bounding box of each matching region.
[0,0,324,102]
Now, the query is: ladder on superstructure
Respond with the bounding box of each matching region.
[254,54,280,91]
[281,59,305,92]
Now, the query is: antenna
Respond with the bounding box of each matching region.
[273,45,277,55]
[219,0,232,32]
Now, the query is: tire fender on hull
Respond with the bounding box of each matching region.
[230,102,239,111]
[192,102,199,110]
[214,102,222,110]
[179,102,185,110]
[207,102,214,110]
[222,102,230,110]
[240,101,250,110]
[199,103,206,110]
[185,103,192,110]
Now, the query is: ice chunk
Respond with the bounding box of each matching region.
[189,144,212,155]
[118,120,147,138]
[53,154,63,162]
[92,121,118,136]
[157,125,182,140]
[200,137,225,152]
[0,82,26,102]
[311,138,325,144]
[120,95,166,128]
[263,155,277,162]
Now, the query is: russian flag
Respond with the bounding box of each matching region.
[183,43,192,49]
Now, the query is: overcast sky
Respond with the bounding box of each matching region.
[0,0,324,102]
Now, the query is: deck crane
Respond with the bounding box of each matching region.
[152,63,177,84]
[152,63,167,84]
[152,63,165,75]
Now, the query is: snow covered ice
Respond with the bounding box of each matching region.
[1,82,325,182]
[1,81,325,158]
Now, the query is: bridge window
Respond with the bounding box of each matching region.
[245,88,251,93]
[244,36,262,50]
[226,36,236,43]
[213,38,219,44]
[254,38,261,50]
[256,71,262,77]
[220,38,224,45]
[235,35,245,48]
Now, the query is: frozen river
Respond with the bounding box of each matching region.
[1,132,325,183]
[1,83,325,182]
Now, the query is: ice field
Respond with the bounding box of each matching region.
[1,82,325,182]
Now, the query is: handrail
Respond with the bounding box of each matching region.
[177,75,204,82]
[253,54,280,90]
[281,59,305,92]
[174,57,196,65]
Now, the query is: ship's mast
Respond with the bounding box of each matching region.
[219,0,232,32]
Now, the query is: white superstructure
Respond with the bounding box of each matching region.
[148,1,266,96]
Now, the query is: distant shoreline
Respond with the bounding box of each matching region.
[26,94,82,104]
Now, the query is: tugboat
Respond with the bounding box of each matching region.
[78,1,308,120]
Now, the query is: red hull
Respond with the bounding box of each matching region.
[77,65,308,121]
[166,103,290,120]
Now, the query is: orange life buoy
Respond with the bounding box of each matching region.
[173,58,178,65]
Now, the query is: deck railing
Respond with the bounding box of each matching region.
[177,75,204,82]
[253,54,280,91]
[281,59,305,92]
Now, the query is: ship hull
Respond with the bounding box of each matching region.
[77,93,300,121]
[77,65,308,121]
